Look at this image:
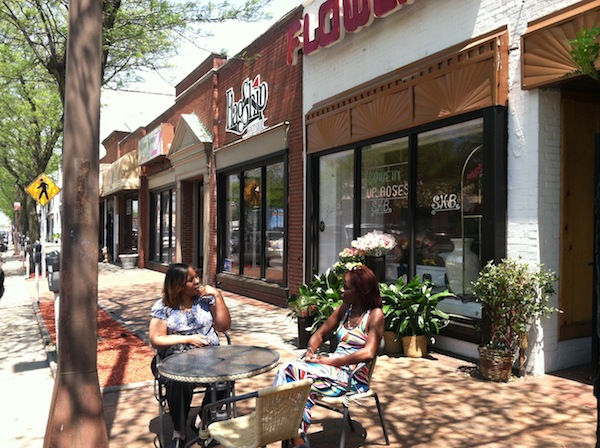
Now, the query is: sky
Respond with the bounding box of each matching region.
[99,0,300,146]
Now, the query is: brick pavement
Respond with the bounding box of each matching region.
[25,261,600,447]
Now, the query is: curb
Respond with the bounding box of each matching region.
[31,298,58,378]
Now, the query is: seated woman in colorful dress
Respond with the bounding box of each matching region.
[274,264,384,446]
[149,263,231,448]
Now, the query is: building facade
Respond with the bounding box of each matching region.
[291,0,597,374]
[100,0,600,374]
[100,7,304,305]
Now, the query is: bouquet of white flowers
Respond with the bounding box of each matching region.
[351,230,397,257]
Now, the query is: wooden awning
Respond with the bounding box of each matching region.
[521,0,600,89]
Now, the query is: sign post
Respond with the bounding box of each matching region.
[26,173,61,280]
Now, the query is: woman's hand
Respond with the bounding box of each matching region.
[305,348,332,364]
[187,333,210,347]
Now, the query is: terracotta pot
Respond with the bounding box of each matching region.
[383,330,403,355]
[402,335,427,358]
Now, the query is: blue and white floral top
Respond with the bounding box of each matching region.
[150,294,220,358]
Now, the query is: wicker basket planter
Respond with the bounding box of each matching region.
[402,335,428,358]
[478,346,514,382]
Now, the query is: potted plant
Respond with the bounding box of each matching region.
[288,268,344,349]
[379,276,452,357]
[472,258,559,381]
[287,290,318,349]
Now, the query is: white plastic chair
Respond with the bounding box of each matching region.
[199,378,313,448]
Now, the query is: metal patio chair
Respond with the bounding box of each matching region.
[198,378,313,448]
[314,340,389,448]
[152,331,234,448]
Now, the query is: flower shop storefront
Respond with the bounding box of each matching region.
[305,30,509,346]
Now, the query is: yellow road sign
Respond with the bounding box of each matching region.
[26,173,61,206]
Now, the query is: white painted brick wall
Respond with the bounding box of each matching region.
[303,0,587,373]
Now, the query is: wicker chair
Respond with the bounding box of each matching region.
[152,331,234,448]
[198,379,313,448]
[314,342,389,448]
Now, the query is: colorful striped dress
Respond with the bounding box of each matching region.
[273,307,372,433]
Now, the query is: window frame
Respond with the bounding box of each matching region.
[217,152,288,286]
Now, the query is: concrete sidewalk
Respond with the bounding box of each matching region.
[2,248,598,447]
[0,251,53,448]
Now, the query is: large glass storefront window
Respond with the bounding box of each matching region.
[243,168,262,278]
[360,138,409,281]
[312,113,503,322]
[150,187,176,264]
[265,163,285,283]
[416,119,483,319]
[224,175,240,274]
[220,159,286,284]
[317,150,354,272]
[121,197,139,253]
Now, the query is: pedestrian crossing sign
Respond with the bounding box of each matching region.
[26,173,61,206]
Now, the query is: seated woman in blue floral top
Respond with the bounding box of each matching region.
[149,263,231,448]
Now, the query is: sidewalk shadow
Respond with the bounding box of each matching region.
[13,359,50,373]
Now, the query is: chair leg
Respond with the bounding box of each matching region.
[373,393,390,445]
[339,406,350,448]
[158,399,166,448]
[344,406,355,433]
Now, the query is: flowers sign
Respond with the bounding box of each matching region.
[351,230,397,258]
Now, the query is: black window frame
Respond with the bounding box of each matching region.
[307,106,507,341]
[217,151,288,285]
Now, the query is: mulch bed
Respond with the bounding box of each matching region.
[39,301,155,388]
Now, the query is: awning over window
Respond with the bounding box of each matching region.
[521,1,600,89]
[100,150,140,197]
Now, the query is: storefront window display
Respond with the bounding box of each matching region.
[150,188,176,264]
[220,159,286,284]
[416,119,483,319]
[360,137,410,281]
[313,115,498,321]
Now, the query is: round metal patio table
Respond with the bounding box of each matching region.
[157,345,281,448]
[157,344,280,384]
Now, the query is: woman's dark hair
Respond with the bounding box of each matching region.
[344,265,382,309]
[162,263,193,308]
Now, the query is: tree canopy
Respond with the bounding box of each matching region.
[0,0,273,240]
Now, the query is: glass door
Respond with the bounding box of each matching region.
[317,150,354,272]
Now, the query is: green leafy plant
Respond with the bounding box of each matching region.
[287,268,344,331]
[569,25,600,81]
[472,258,559,353]
[379,276,452,338]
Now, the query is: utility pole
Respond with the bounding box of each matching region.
[44,0,108,446]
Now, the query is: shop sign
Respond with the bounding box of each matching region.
[287,0,417,65]
[139,124,170,165]
[431,194,460,215]
[226,75,269,136]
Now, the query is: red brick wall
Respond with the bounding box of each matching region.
[214,7,305,300]
[180,181,194,263]
[101,12,307,305]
